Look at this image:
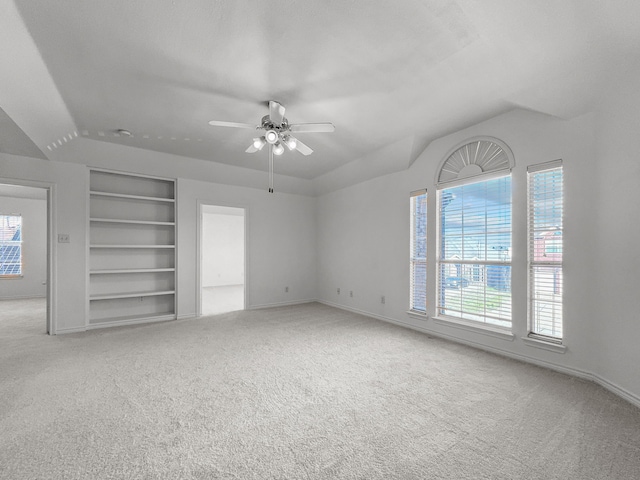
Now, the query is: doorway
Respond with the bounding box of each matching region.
[198,204,245,316]
[0,182,52,334]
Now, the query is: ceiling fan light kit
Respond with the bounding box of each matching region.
[208,100,334,193]
[265,129,279,144]
[273,143,285,156]
[252,137,266,150]
[283,135,297,150]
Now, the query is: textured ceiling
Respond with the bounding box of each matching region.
[5,0,640,181]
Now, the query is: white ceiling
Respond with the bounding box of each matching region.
[4,0,640,182]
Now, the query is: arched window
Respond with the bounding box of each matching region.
[435,138,514,329]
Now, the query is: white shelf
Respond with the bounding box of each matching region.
[88,170,176,327]
[90,217,175,226]
[90,268,175,275]
[90,190,175,203]
[90,290,175,301]
[90,244,175,249]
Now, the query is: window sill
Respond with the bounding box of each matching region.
[522,336,567,354]
[406,310,428,320]
[432,316,515,341]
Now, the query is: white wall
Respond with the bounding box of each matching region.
[178,178,317,316]
[591,63,640,400]
[0,195,47,299]
[317,108,607,394]
[202,212,245,287]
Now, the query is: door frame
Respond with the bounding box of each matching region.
[196,201,248,317]
[0,178,56,334]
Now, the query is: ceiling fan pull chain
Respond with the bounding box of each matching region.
[269,145,274,193]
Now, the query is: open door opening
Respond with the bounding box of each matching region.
[0,183,51,335]
[199,204,245,316]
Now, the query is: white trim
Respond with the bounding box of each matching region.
[435,136,515,187]
[54,326,87,334]
[522,335,567,353]
[173,181,179,322]
[432,316,515,341]
[527,164,564,340]
[410,188,427,197]
[593,374,640,410]
[527,159,562,173]
[320,301,640,409]
[196,200,248,318]
[436,168,512,189]
[321,300,434,335]
[248,299,316,310]
[0,294,46,300]
[86,314,175,330]
[88,166,177,183]
[406,310,428,320]
[0,177,55,334]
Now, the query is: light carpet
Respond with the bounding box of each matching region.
[1,299,640,479]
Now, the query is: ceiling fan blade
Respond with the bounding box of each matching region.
[208,120,256,129]
[294,138,314,156]
[289,122,335,133]
[269,100,286,126]
[245,144,259,153]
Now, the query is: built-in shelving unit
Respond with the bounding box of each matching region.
[88,169,176,328]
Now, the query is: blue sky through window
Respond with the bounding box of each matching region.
[441,176,512,262]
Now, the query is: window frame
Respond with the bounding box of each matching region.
[0,213,23,278]
[409,189,427,313]
[527,161,564,343]
[436,174,513,329]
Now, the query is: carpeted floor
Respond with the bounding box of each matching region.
[1,298,640,479]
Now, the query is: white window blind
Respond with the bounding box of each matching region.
[410,190,427,312]
[0,214,22,276]
[528,162,563,340]
[437,175,512,328]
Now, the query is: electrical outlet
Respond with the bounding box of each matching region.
[285,286,289,293]
[350,291,353,297]
[337,288,340,295]
[57,234,70,243]
[381,295,386,304]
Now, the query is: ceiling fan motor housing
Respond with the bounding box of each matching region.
[261,115,289,131]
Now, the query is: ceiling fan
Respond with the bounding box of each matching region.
[208,100,334,192]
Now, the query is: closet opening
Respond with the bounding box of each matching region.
[198,204,246,316]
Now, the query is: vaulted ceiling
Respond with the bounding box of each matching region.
[2,0,640,183]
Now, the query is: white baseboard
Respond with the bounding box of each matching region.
[248,299,317,310]
[54,325,87,334]
[591,374,640,409]
[318,300,640,410]
[86,314,176,331]
[0,294,46,301]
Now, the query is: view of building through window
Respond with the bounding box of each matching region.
[0,214,22,276]
[528,165,563,340]
[437,176,512,327]
[410,191,427,312]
